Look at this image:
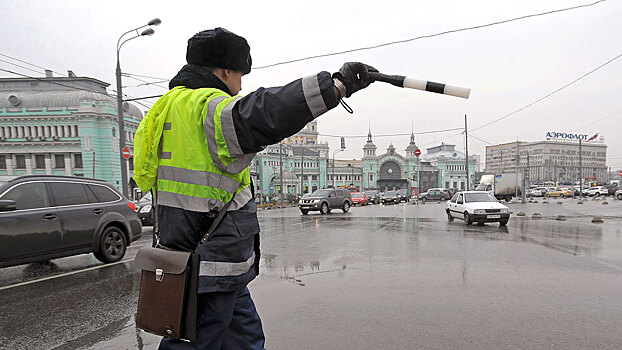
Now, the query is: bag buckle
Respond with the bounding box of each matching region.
[155,268,164,282]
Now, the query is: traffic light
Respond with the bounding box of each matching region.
[340,137,346,150]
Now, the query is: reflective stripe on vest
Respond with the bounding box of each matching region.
[205,96,255,174]
[199,251,256,277]
[157,186,253,212]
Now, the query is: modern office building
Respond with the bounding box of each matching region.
[0,71,142,190]
[484,135,608,183]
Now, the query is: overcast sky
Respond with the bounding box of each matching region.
[2,0,621,170]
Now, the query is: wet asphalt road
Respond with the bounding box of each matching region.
[1,198,621,349]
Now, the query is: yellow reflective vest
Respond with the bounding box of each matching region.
[133,86,255,212]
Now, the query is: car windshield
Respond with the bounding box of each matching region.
[352,193,364,198]
[385,191,396,196]
[397,189,407,194]
[311,189,332,197]
[464,192,497,203]
[364,191,375,195]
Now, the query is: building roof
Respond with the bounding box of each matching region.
[421,143,466,161]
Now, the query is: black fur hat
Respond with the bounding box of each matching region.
[186,28,252,74]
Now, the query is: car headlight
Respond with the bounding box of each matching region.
[140,204,152,213]
[474,209,486,214]
[501,208,509,213]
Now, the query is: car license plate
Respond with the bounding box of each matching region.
[488,215,501,219]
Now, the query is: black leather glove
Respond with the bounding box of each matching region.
[333,62,378,98]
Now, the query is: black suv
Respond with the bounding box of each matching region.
[396,189,411,203]
[298,188,352,215]
[381,190,399,204]
[0,175,142,268]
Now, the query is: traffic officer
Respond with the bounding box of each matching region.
[133,27,376,349]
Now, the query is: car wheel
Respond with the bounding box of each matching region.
[595,192,600,197]
[560,194,565,198]
[446,210,454,222]
[617,194,622,200]
[342,201,350,213]
[421,197,427,203]
[320,203,328,215]
[499,219,508,226]
[440,197,446,201]
[94,226,127,263]
[463,212,472,226]
[300,209,309,215]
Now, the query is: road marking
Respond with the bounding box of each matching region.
[0,258,133,291]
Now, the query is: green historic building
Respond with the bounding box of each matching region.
[0,72,142,192]
[251,127,477,198]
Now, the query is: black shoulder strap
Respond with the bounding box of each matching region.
[198,196,235,244]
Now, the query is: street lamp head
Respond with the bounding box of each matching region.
[148,18,162,26]
[140,28,155,36]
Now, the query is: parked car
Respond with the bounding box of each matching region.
[446,191,510,226]
[364,190,379,204]
[419,189,449,203]
[584,186,609,197]
[547,187,574,198]
[605,184,619,196]
[0,175,142,268]
[396,189,411,203]
[298,188,351,215]
[351,192,369,206]
[135,192,154,226]
[530,187,547,197]
[381,190,399,204]
[615,189,622,200]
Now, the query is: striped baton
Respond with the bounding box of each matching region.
[369,72,470,99]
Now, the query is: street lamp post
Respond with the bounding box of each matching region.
[116,18,161,198]
[332,148,344,188]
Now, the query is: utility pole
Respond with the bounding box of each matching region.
[301,149,305,196]
[464,115,469,190]
[579,138,583,199]
[279,142,283,207]
[515,141,519,201]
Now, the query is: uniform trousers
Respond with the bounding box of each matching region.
[158,287,265,350]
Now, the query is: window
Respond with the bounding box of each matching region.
[128,156,133,171]
[89,184,120,202]
[312,175,317,180]
[54,154,65,169]
[74,154,83,168]
[1,182,50,210]
[0,155,5,169]
[49,182,90,206]
[35,155,45,169]
[15,155,26,169]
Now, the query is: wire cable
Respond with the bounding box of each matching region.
[254,0,607,69]
[472,51,622,132]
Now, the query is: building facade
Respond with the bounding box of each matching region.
[0,72,142,191]
[484,138,608,184]
[252,126,477,197]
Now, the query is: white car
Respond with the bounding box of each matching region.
[446,191,510,226]
[584,186,608,196]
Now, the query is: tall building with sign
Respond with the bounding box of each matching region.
[484,133,607,184]
[0,72,142,190]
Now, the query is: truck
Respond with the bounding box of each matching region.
[475,173,523,202]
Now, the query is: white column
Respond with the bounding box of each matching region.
[6,155,14,174]
[37,126,43,138]
[65,153,72,175]
[44,154,52,174]
[25,154,33,174]
[17,126,24,138]
[44,126,50,138]
[0,127,4,139]
[64,125,70,137]
[74,125,79,137]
